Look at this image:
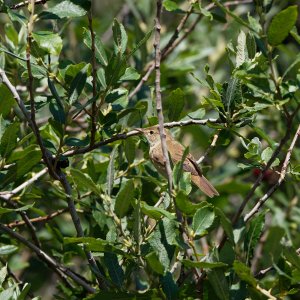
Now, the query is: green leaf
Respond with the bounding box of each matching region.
[83,28,108,66]
[244,212,265,262]
[233,260,257,287]
[97,68,107,89]
[0,122,19,158]
[222,78,242,114]
[1,150,42,185]
[68,64,89,104]
[267,5,298,46]
[0,245,18,255]
[283,247,300,271]
[32,31,63,55]
[167,88,185,121]
[192,206,215,237]
[17,283,31,300]
[112,19,128,56]
[148,220,174,272]
[49,98,65,124]
[65,136,89,147]
[115,179,135,218]
[261,147,273,164]
[70,168,101,195]
[182,260,227,269]
[141,201,175,220]
[0,204,34,215]
[119,67,140,81]
[236,30,248,67]
[124,136,137,164]
[161,272,178,300]
[163,0,179,11]
[48,78,64,107]
[0,265,7,286]
[103,252,124,288]
[207,269,229,300]
[175,191,205,216]
[214,207,234,244]
[145,252,165,275]
[40,0,88,19]
[246,32,256,59]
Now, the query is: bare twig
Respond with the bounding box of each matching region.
[8,0,48,10]
[197,130,220,164]
[0,68,106,289]
[7,208,68,228]
[58,171,108,290]
[0,168,48,199]
[0,223,96,293]
[63,118,219,157]
[154,0,173,194]
[87,8,98,146]
[244,124,300,222]
[129,0,253,99]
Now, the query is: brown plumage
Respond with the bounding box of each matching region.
[137,126,219,198]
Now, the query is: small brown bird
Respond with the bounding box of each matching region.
[137,126,219,198]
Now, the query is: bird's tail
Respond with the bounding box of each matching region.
[191,174,219,198]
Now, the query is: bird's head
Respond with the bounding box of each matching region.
[136,126,171,147]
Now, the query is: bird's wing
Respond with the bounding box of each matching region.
[166,139,199,175]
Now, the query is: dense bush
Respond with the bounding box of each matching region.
[0,0,300,299]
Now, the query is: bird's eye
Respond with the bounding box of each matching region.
[150,130,154,134]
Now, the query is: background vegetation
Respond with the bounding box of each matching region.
[0,0,300,299]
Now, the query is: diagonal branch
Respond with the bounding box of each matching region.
[129,0,253,99]
[0,223,95,293]
[244,124,300,222]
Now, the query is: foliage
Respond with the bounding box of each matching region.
[0,0,300,299]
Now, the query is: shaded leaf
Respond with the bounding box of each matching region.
[32,31,62,55]
[68,64,89,104]
[83,28,108,66]
[70,168,101,195]
[267,5,298,46]
[115,179,135,218]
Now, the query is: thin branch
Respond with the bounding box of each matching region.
[0,223,96,293]
[0,168,48,199]
[197,130,220,164]
[8,0,48,10]
[87,7,98,146]
[154,0,173,195]
[0,196,41,247]
[58,171,108,290]
[244,124,300,222]
[7,208,68,228]
[63,118,219,157]
[129,0,253,99]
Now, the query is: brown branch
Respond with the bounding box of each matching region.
[197,130,220,164]
[0,68,106,289]
[244,124,300,222]
[0,223,96,293]
[63,118,219,157]
[0,195,41,248]
[8,0,48,10]
[87,8,98,146]
[154,0,173,195]
[129,0,253,99]
[58,171,108,290]
[6,208,68,228]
